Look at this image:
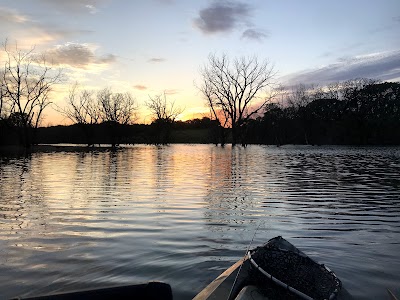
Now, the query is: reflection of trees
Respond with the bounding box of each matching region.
[152,146,170,196]
[149,145,183,212]
[0,154,51,256]
[78,150,137,214]
[203,146,259,232]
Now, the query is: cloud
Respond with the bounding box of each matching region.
[319,42,364,59]
[153,0,174,4]
[284,50,400,86]
[46,43,116,68]
[0,7,28,24]
[164,89,179,95]
[241,28,268,41]
[193,1,251,34]
[38,0,105,14]
[133,84,148,91]
[148,57,166,63]
[0,7,93,48]
[85,5,98,14]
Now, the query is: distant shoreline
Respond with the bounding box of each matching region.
[0,144,118,155]
[1,143,400,157]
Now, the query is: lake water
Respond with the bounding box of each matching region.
[0,144,399,299]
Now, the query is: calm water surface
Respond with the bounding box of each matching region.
[0,145,399,299]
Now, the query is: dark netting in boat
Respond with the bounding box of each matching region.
[247,242,341,300]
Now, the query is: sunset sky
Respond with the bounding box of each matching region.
[1,0,399,125]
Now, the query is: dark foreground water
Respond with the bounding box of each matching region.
[0,145,399,299]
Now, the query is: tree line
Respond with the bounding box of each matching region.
[0,42,183,148]
[1,42,399,148]
[30,117,219,146]
[248,80,400,145]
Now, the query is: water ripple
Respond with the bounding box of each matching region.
[1,145,399,299]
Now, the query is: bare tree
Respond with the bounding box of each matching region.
[146,91,183,144]
[1,41,62,147]
[59,86,138,148]
[341,78,378,102]
[97,88,137,125]
[286,84,316,108]
[0,75,7,145]
[57,83,100,146]
[0,74,6,120]
[199,53,277,146]
[146,92,183,123]
[61,83,100,126]
[321,78,378,102]
[97,88,138,148]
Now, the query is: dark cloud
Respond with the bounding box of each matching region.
[284,50,400,86]
[46,43,116,68]
[148,57,166,63]
[193,1,251,34]
[241,28,268,41]
[133,85,147,91]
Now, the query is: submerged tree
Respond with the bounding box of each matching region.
[0,76,6,145]
[0,75,6,120]
[199,53,277,146]
[58,83,100,146]
[97,88,138,148]
[97,88,137,125]
[146,92,183,144]
[59,86,138,148]
[1,41,62,147]
[61,83,100,125]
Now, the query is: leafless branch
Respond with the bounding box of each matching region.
[199,53,277,145]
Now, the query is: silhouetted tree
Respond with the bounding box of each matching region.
[1,41,62,147]
[306,98,344,144]
[199,53,277,146]
[260,79,400,145]
[0,75,6,120]
[97,88,138,148]
[335,79,379,144]
[58,83,100,146]
[262,102,285,145]
[61,83,100,125]
[146,92,183,144]
[285,84,319,144]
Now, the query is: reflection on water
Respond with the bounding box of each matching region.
[0,145,399,299]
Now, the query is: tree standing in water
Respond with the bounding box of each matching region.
[58,83,100,146]
[199,53,277,146]
[1,41,62,147]
[146,91,183,144]
[97,87,138,148]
